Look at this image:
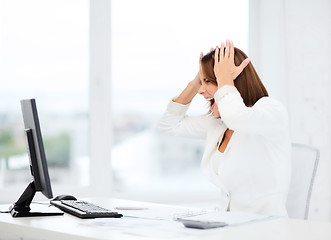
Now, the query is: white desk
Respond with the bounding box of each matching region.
[1,198,331,240]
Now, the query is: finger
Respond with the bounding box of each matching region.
[220,42,225,60]
[229,41,235,59]
[215,47,219,62]
[238,58,250,73]
[225,39,230,58]
[200,52,203,60]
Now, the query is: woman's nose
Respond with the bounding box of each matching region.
[198,85,205,94]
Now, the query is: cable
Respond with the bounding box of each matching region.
[0,202,50,213]
[32,201,51,206]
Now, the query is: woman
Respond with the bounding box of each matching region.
[158,40,291,216]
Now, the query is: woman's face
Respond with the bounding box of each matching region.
[198,74,220,118]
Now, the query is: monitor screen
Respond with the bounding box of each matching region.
[9,98,63,217]
[21,98,53,198]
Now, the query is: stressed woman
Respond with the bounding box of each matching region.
[158,40,291,216]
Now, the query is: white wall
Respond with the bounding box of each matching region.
[249,0,331,221]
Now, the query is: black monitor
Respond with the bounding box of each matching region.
[9,99,63,217]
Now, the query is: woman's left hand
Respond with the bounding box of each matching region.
[214,40,250,89]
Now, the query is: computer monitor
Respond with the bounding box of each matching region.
[9,98,63,217]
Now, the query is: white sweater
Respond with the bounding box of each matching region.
[158,85,291,216]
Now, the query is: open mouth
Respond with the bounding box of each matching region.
[209,98,215,111]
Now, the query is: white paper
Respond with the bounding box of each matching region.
[118,206,207,220]
[83,217,213,238]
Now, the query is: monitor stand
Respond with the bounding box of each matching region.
[9,181,63,217]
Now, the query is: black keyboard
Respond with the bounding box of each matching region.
[50,200,123,219]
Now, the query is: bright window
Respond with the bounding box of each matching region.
[0,0,89,200]
[111,0,249,202]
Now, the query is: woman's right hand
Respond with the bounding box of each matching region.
[189,52,204,91]
[190,71,202,91]
[173,52,203,105]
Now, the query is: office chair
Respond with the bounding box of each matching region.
[286,143,319,220]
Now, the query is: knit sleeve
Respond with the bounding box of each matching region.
[157,99,209,139]
[214,85,289,135]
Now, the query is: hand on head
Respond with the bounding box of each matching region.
[213,40,250,89]
[190,52,204,90]
[194,48,215,86]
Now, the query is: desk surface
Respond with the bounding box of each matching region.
[1,198,331,240]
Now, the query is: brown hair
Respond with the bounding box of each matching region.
[200,48,268,107]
